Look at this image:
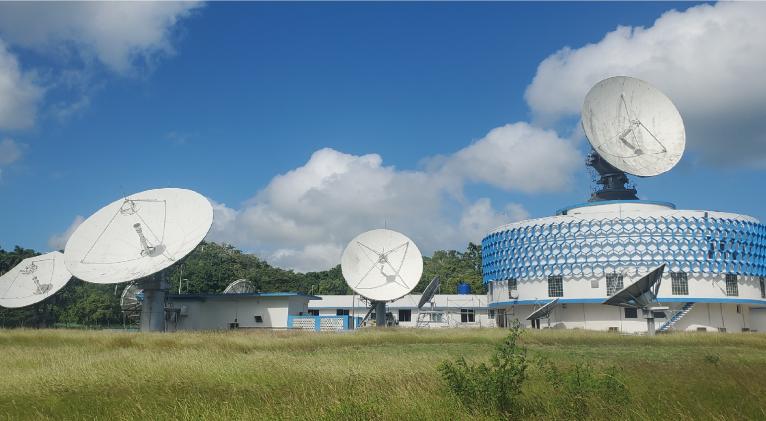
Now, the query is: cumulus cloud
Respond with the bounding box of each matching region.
[440,123,581,193]
[48,215,85,251]
[208,122,579,272]
[0,2,200,130]
[0,40,43,129]
[0,2,203,74]
[525,2,766,166]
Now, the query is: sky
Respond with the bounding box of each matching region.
[1,1,766,272]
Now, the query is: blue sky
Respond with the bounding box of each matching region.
[1,1,765,272]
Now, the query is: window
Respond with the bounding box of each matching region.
[508,278,518,299]
[460,308,475,323]
[336,309,350,316]
[308,309,320,316]
[398,309,411,322]
[254,315,263,323]
[606,273,624,296]
[726,274,739,296]
[488,281,494,298]
[547,275,563,297]
[489,310,496,319]
[671,272,689,295]
[760,277,765,299]
[624,308,637,319]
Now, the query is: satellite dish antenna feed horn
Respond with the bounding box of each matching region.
[582,76,685,201]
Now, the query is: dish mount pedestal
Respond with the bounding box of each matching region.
[587,151,638,202]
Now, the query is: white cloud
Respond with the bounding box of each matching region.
[525,2,766,166]
[0,40,43,129]
[48,215,84,251]
[0,2,201,130]
[0,2,203,74]
[0,138,23,166]
[440,123,581,193]
[208,122,577,272]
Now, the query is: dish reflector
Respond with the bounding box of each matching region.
[341,229,423,302]
[0,251,72,308]
[223,279,256,294]
[64,188,213,284]
[582,76,685,177]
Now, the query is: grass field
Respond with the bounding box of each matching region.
[0,328,765,420]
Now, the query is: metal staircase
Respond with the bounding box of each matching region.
[658,302,695,332]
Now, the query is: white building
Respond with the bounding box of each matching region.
[482,201,766,333]
[165,292,320,331]
[310,294,494,328]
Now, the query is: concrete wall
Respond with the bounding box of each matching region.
[495,302,757,333]
[167,296,309,330]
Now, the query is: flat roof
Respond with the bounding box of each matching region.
[167,292,322,301]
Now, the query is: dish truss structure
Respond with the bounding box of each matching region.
[64,188,213,285]
[582,76,685,178]
[0,251,72,308]
[341,228,423,327]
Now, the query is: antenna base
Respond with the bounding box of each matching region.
[587,151,639,202]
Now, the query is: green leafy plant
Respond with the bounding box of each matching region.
[438,322,528,414]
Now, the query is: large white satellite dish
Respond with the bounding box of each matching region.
[582,76,685,177]
[64,188,213,284]
[341,229,423,302]
[0,251,71,308]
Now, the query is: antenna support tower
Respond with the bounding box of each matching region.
[587,151,638,202]
[139,274,170,332]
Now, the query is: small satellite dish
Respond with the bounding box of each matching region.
[0,251,72,308]
[120,283,143,312]
[417,276,440,309]
[223,279,256,294]
[341,229,423,302]
[526,298,559,321]
[64,188,213,284]
[582,76,685,177]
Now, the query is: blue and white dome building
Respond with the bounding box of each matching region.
[482,200,766,333]
[482,77,766,334]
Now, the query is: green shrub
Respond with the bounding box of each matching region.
[438,322,528,415]
[537,357,630,418]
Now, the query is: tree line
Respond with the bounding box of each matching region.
[0,241,484,328]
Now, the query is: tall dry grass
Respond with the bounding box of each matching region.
[0,328,764,420]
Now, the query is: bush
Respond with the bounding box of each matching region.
[537,357,630,418]
[438,322,528,415]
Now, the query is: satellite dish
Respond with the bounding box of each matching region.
[64,188,213,284]
[0,251,72,308]
[582,76,685,177]
[417,276,440,309]
[526,298,559,321]
[120,283,143,312]
[223,279,256,294]
[341,229,423,302]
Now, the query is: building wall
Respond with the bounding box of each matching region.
[310,294,494,328]
[496,302,755,333]
[167,296,309,330]
[482,201,766,333]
